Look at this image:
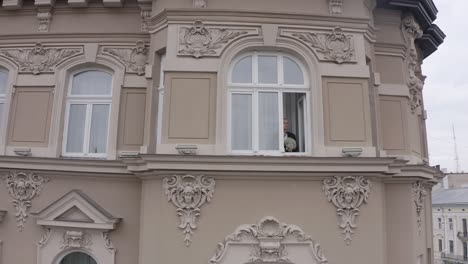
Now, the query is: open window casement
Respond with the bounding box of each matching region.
[33,190,121,264]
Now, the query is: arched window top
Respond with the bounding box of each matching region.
[70,70,112,96]
[59,252,97,264]
[230,52,307,87]
[0,68,8,95]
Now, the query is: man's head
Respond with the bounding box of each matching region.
[283,118,289,133]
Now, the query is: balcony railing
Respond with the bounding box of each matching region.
[458,232,468,241]
[441,252,468,263]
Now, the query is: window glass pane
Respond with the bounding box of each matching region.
[0,71,7,95]
[258,56,278,84]
[60,252,97,264]
[231,94,252,150]
[232,56,252,83]
[283,57,304,85]
[71,70,112,95]
[0,103,4,128]
[66,104,87,153]
[283,92,306,152]
[258,92,279,150]
[89,104,110,154]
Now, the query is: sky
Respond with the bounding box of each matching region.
[423,0,468,173]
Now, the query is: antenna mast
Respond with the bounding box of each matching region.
[453,124,460,173]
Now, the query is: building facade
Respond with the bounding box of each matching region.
[0,0,445,264]
[433,187,468,264]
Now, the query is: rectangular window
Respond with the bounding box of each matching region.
[439,239,443,252]
[438,218,442,229]
[464,242,467,259]
[64,102,110,157]
[450,240,454,253]
[230,91,307,153]
[449,218,454,230]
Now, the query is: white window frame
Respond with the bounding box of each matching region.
[62,69,113,158]
[227,52,310,155]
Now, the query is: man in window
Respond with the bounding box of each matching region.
[283,118,298,152]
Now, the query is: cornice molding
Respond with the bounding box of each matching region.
[146,9,376,41]
[376,0,445,58]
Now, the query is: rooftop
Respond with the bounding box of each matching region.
[433,188,468,206]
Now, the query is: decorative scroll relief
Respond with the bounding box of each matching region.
[178,21,256,58]
[413,181,427,235]
[1,171,49,231]
[209,216,328,264]
[281,27,355,64]
[0,43,81,75]
[163,175,215,246]
[102,232,116,254]
[101,41,148,75]
[401,14,424,113]
[61,230,93,250]
[322,176,371,245]
[38,227,52,248]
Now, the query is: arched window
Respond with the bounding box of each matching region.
[63,69,112,157]
[0,68,8,128]
[229,52,309,154]
[59,252,97,264]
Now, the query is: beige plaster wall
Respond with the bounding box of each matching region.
[0,174,141,264]
[162,72,217,144]
[153,0,370,18]
[140,177,386,264]
[118,88,147,151]
[8,87,54,147]
[322,77,372,147]
[380,95,408,155]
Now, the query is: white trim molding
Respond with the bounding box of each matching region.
[163,175,215,246]
[322,176,371,245]
[209,216,328,264]
[1,171,49,231]
[34,190,121,264]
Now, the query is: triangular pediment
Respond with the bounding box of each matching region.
[33,190,121,230]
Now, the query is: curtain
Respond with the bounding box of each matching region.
[89,104,110,153]
[258,92,279,150]
[66,104,87,153]
[231,94,252,150]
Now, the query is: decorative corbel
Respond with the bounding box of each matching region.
[37,7,52,32]
[322,176,371,245]
[163,175,215,246]
[1,171,49,231]
[329,0,343,15]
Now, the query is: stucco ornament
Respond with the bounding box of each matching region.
[412,181,427,235]
[291,27,354,64]
[163,175,215,246]
[193,0,206,8]
[61,230,93,250]
[102,232,116,254]
[322,176,371,245]
[1,171,49,231]
[102,41,148,75]
[0,43,81,75]
[178,21,248,58]
[37,9,52,32]
[209,216,328,264]
[401,14,424,113]
[329,0,343,15]
[37,227,52,248]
